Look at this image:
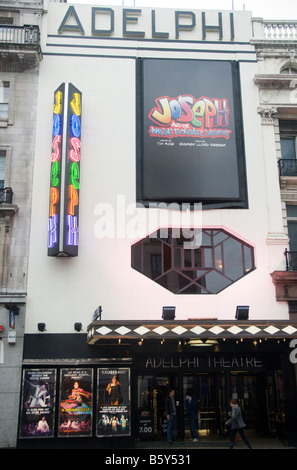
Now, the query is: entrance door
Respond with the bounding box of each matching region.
[229,372,264,432]
[266,371,286,437]
[183,374,226,438]
[137,374,178,440]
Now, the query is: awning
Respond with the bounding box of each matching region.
[87,320,297,345]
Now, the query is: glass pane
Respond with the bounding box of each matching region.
[243,245,253,272]
[132,244,142,272]
[286,205,297,218]
[0,155,5,182]
[181,283,206,294]
[184,250,192,268]
[201,231,212,246]
[281,137,296,159]
[137,375,153,408]
[288,222,297,251]
[203,248,212,268]
[157,271,189,293]
[213,231,228,244]
[163,243,171,272]
[193,250,202,267]
[0,82,9,120]
[174,248,181,267]
[151,254,162,279]
[142,239,162,278]
[214,245,223,271]
[222,238,244,280]
[0,103,8,120]
[204,271,231,293]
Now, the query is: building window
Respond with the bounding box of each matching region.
[0,81,9,121]
[131,228,255,294]
[279,121,297,176]
[280,66,297,74]
[0,17,13,25]
[0,150,5,188]
[286,205,297,252]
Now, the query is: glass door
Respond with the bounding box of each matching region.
[266,371,285,437]
[183,374,223,438]
[229,373,258,430]
[137,375,178,440]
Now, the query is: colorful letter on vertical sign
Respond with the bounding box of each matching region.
[63,83,82,256]
[48,84,64,256]
[48,83,82,257]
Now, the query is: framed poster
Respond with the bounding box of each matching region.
[136,58,248,209]
[19,369,56,438]
[58,368,93,437]
[97,368,131,437]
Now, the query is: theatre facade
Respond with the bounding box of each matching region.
[16,2,297,448]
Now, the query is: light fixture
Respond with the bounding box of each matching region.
[188,339,218,347]
[74,322,82,332]
[162,306,176,320]
[37,323,46,332]
[235,305,249,320]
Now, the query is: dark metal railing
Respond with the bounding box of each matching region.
[0,25,40,46]
[0,187,13,204]
[278,159,297,177]
[285,249,297,271]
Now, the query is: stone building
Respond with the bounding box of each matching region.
[0,0,42,449]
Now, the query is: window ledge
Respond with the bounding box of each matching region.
[0,203,18,217]
[0,119,8,128]
[271,270,297,301]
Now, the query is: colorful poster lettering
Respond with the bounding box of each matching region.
[19,369,56,438]
[58,368,93,437]
[97,368,131,437]
[137,58,248,209]
[48,84,64,256]
[63,83,82,256]
[48,82,82,257]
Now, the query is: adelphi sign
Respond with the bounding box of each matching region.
[55,5,250,42]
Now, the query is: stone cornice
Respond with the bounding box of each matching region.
[254,74,296,90]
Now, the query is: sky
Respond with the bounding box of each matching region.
[68,0,297,20]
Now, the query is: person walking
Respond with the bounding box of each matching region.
[185,391,199,442]
[165,388,177,444]
[226,398,252,449]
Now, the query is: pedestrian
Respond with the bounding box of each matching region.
[226,398,252,449]
[185,391,199,442]
[165,388,177,444]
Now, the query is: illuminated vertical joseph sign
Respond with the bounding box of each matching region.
[48,83,82,257]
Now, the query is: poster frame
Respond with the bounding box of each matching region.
[136,57,248,210]
[96,367,131,437]
[19,368,57,439]
[58,367,93,438]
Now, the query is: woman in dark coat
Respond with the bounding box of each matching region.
[226,399,252,449]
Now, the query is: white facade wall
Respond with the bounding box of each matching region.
[26,3,289,336]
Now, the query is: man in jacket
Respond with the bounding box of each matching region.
[226,399,252,449]
[165,389,177,444]
[185,391,199,442]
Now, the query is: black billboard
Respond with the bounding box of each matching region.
[136,59,248,209]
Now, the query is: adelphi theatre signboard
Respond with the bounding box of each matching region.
[139,354,266,371]
[51,5,252,43]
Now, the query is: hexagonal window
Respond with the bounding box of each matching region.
[131,228,255,294]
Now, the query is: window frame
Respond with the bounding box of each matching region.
[131,228,255,295]
[0,77,15,127]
